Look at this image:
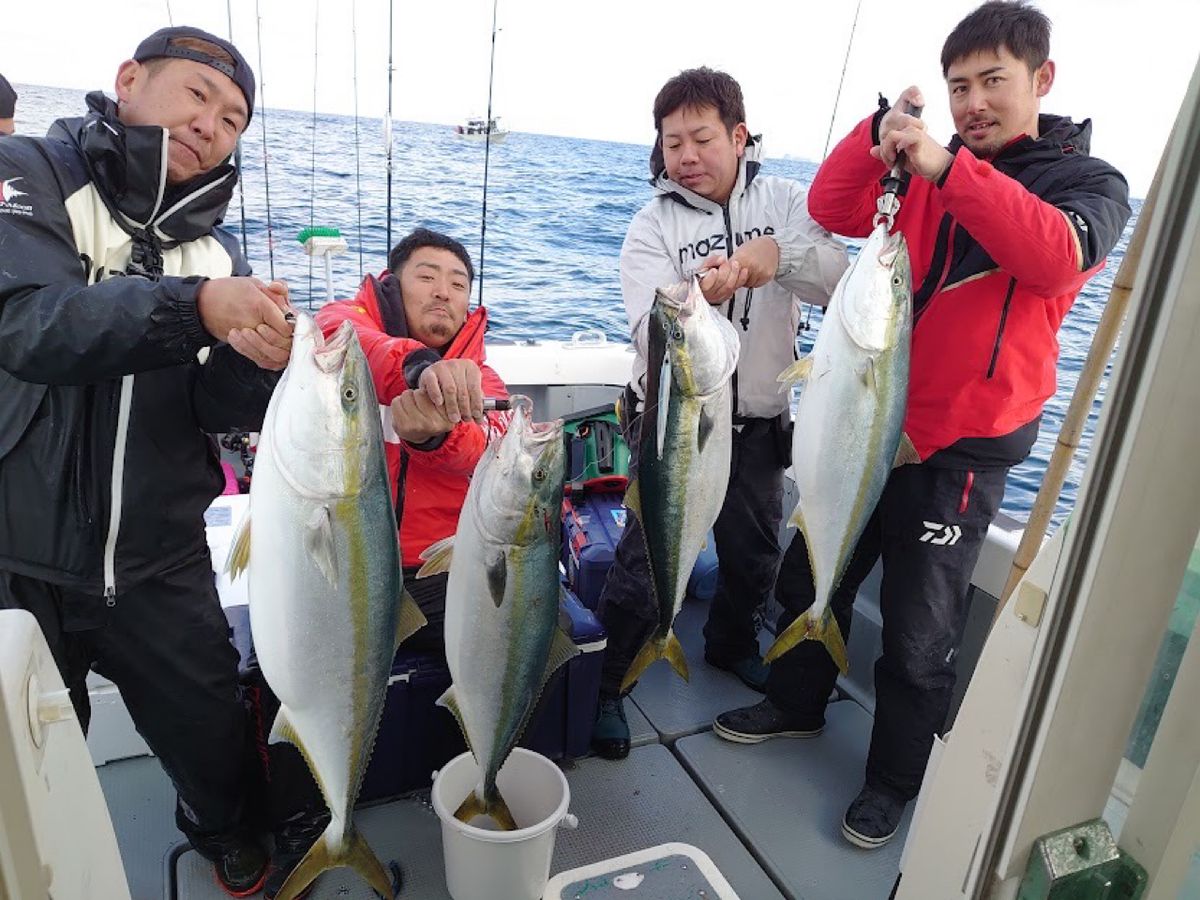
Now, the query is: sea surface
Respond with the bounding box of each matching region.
[12,83,1141,525]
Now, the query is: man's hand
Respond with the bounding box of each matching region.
[871,85,953,183]
[391,388,458,444]
[199,278,294,370]
[697,236,780,304]
[417,358,485,425]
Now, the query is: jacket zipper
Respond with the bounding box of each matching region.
[102,375,135,603]
[987,278,1017,379]
[721,204,742,418]
[913,215,957,326]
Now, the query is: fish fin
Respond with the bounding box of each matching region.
[269,706,300,747]
[664,629,690,681]
[395,590,428,649]
[893,432,921,468]
[620,628,689,694]
[453,787,519,832]
[416,536,455,577]
[485,550,507,609]
[623,479,642,524]
[274,822,395,900]
[225,512,250,579]
[763,608,849,674]
[787,504,806,531]
[436,686,472,752]
[543,627,581,685]
[857,358,877,391]
[697,403,716,455]
[305,506,338,588]
[777,357,814,391]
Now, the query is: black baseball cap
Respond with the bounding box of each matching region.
[0,74,16,120]
[133,26,255,123]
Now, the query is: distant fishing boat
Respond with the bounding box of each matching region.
[454,115,508,142]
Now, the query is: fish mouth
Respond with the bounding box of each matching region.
[313,320,354,373]
[876,229,906,268]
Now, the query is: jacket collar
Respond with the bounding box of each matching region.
[48,92,237,244]
[652,134,764,213]
[947,114,1093,166]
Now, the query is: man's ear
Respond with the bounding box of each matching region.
[114,59,142,106]
[733,122,749,157]
[1034,59,1055,98]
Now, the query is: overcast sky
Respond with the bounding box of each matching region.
[6,0,1198,194]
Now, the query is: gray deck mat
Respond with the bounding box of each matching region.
[628,598,771,742]
[96,755,183,900]
[625,692,657,748]
[174,744,782,899]
[675,702,912,900]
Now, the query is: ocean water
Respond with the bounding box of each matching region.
[11,84,1139,524]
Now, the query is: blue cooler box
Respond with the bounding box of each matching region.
[562,490,627,610]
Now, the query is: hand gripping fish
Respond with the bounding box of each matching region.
[765,223,915,672]
[228,313,425,900]
[620,277,740,692]
[417,395,578,830]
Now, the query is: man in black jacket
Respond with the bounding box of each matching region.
[0,27,292,896]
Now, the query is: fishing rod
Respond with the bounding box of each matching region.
[385,0,395,257]
[226,0,249,261]
[478,0,499,305]
[351,0,364,276]
[308,2,320,305]
[822,0,862,160]
[254,0,276,280]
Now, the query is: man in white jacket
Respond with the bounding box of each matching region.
[592,67,848,759]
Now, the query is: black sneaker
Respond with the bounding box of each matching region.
[704,652,769,692]
[713,699,823,744]
[590,696,631,760]
[264,809,331,900]
[842,784,907,849]
[192,829,269,897]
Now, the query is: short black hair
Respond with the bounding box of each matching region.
[387,227,475,284]
[649,67,745,178]
[941,1,1051,77]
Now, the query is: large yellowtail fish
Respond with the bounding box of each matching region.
[228,313,425,900]
[620,277,740,693]
[765,223,914,670]
[417,395,576,830]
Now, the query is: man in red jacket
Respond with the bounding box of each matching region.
[715,0,1130,849]
[258,228,508,899]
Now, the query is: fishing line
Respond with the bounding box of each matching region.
[386,0,395,257]
[309,1,320,306]
[226,0,249,261]
[352,0,364,276]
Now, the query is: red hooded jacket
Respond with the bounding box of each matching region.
[315,273,509,566]
[808,111,1130,465]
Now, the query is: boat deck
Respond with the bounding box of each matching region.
[99,599,909,899]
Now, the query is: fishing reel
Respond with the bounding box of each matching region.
[220,429,257,492]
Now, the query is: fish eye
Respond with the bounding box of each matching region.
[672,327,683,340]
[892,276,902,286]
[532,466,546,482]
[343,386,357,402]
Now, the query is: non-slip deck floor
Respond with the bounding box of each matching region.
[99,597,909,899]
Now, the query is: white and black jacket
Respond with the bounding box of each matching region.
[620,137,849,420]
[0,92,278,597]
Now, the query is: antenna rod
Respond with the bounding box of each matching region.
[386,0,395,257]
[254,0,276,280]
[479,0,499,305]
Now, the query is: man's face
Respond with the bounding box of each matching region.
[660,104,747,205]
[0,119,13,136]
[946,46,1053,159]
[398,247,471,348]
[115,58,248,184]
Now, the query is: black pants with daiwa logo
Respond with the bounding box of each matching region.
[596,389,787,698]
[0,551,254,852]
[767,462,1008,801]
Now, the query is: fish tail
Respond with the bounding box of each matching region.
[273,821,394,900]
[619,628,690,694]
[453,785,519,831]
[763,607,849,674]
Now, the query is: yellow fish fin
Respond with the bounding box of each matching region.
[274,822,395,900]
[395,590,428,649]
[416,536,455,577]
[542,626,581,687]
[304,505,337,588]
[893,432,921,468]
[226,511,251,579]
[619,628,690,694]
[453,787,518,832]
[436,685,472,753]
[623,479,642,524]
[777,357,814,391]
[763,608,849,674]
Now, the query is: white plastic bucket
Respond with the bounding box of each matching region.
[431,748,578,900]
